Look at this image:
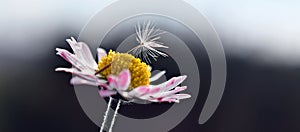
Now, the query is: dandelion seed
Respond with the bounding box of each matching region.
[128,21,169,63]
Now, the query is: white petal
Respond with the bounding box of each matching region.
[151,86,187,98]
[70,76,97,86]
[97,48,107,62]
[150,70,166,82]
[55,67,100,82]
[70,76,106,86]
[148,66,152,71]
[118,91,131,99]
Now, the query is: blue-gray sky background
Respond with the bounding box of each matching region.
[1,0,299,64]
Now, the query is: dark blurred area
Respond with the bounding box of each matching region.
[1,0,300,132]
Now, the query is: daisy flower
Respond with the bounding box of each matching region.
[55,37,191,103]
[56,20,192,131]
[56,37,191,132]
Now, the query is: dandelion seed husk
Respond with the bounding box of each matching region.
[98,50,151,90]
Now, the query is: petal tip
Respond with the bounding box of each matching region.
[185,94,192,98]
[55,68,62,71]
[180,75,187,81]
[55,48,62,52]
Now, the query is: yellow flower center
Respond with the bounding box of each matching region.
[98,50,151,90]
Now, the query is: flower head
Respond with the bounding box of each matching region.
[56,37,191,103]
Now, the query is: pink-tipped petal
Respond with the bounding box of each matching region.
[99,90,117,97]
[161,98,180,103]
[170,94,191,100]
[77,42,98,69]
[160,75,187,92]
[97,48,107,62]
[56,48,85,70]
[152,86,187,98]
[128,86,150,97]
[116,70,131,91]
[159,94,191,103]
[65,37,98,70]
[148,97,179,103]
[107,75,117,89]
[99,84,114,91]
[149,87,161,94]
[66,37,81,55]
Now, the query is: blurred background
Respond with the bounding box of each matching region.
[0,0,300,132]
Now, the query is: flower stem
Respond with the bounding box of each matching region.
[100,97,113,132]
[108,99,121,132]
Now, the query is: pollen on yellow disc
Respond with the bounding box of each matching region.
[98,50,151,90]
